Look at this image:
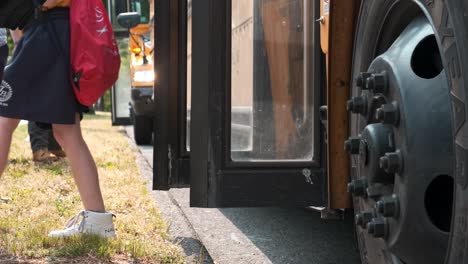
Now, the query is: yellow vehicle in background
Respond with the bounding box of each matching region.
[122,0,154,145]
[128,22,155,145]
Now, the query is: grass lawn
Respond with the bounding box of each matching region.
[0,113,184,263]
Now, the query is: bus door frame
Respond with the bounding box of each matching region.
[152,0,191,190]
[189,0,327,207]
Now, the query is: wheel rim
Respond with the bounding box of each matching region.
[348,14,454,264]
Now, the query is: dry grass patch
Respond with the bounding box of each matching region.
[0,113,184,263]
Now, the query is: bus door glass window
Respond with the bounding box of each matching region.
[231,0,314,161]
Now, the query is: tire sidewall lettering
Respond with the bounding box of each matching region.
[419,1,468,263]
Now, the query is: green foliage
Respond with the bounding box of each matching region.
[52,235,115,259]
[7,32,13,54]
[103,90,112,112]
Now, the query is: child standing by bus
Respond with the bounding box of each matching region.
[0,1,115,238]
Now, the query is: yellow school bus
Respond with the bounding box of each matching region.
[114,0,154,145]
[127,0,154,145]
[120,0,468,263]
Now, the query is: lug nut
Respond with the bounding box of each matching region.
[355,210,375,228]
[375,108,385,120]
[375,103,399,125]
[347,179,368,197]
[355,214,364,227]
[366,72,388,94]
[379,156,389,169]
[366,184,384,200]
[346,95,368,115]
[367,217,387,238]
[344,137,361,155]
[379,151,403,174]
[376,195,399,218]
[367,220,375,233]
[371,94,387,104]
[356,72,372,89]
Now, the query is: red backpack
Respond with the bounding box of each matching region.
[69,0,121,106]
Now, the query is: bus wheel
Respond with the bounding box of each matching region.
[347,0,468,263]
[131,108,153,145]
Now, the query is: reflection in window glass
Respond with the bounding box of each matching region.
[107,0,128,32]
[186,0,192,151]
[231,0,314,161]
[114,37,132,118]
[130,0,151,23]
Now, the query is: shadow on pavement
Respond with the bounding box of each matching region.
[219,207,362,264]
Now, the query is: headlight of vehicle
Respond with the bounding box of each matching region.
[133,70,155,82]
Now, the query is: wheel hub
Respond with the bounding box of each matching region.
[347,17,454,264]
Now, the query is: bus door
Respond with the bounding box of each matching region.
[189,0,326,207]
[152,0,191,189]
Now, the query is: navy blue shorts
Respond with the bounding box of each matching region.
[0,8,86,125]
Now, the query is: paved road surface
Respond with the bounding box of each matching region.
[125,126,362,264]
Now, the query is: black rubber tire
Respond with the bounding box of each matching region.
[132,109,153,145]
[351,0,468,263]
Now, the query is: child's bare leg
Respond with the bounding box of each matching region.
[52,114,105,212]
[0,117,20,177]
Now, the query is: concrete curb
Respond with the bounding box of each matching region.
[123,126,213,264]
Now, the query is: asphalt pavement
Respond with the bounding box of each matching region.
[125,126,362,264]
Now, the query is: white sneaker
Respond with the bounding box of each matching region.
[48,210,116,238]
